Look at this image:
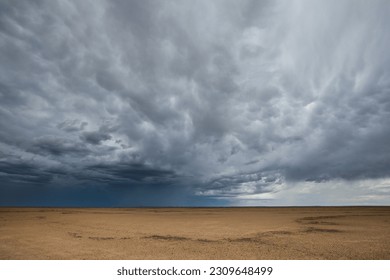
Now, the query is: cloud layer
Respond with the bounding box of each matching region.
[1,0,390,206]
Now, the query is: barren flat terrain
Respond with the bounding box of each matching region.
[0,207,389,259]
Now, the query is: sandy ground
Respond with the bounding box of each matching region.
[0,207,389,259]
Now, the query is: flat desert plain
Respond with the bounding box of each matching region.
[0,207,389,259]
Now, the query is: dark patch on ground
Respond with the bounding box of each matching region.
[297,215,347,222]
[88,236,115,240]
[144,235,190,241]
[196,238,218,243]
[68,232,82,238]
[265,230,293,235]
[303,227,342,233]
[227,237,255,242]
[225,236,270,244]
[305,221,339,225]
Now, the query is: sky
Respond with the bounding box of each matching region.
[1,0,390,206]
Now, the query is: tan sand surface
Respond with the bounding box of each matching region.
[0,207,389,259]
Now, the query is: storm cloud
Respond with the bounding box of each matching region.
[1,0,390,206]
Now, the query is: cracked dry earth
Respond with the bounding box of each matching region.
[0,207,389,259]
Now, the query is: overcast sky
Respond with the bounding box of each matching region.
[1,0,390,206]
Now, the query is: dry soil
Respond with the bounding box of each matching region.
[0,207,389,259]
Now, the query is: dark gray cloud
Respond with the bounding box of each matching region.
[0,161,53,185]
[57,119,88,132]
[85,163,178,185]
[1,0,390,206]
[30,136,90,156]
[80,131,111,145]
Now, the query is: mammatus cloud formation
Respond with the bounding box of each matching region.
[1,0,390,206]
